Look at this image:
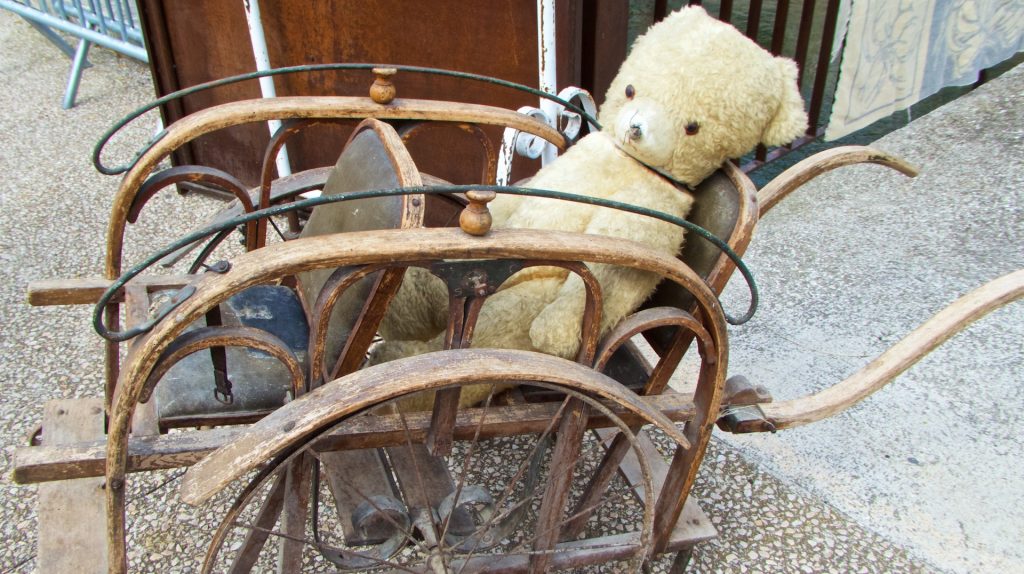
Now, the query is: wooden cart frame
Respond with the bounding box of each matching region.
[16,68,1023,573]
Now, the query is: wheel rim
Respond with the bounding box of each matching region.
[199,382,658,573]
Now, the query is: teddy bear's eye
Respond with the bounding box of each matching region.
[685,122,700,135]
[625,84,635,99]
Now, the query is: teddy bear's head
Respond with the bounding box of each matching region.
[599,6,808,187]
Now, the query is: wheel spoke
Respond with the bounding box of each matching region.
[227,472,288,573]
[395,407,445,548]
[454,397,571,573]
[438,385,497,546]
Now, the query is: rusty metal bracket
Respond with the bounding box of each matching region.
[717,375,775,434]
[429,259,524,300]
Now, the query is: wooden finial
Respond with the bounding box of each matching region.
[459,190,497,236]
[370,67,397,104]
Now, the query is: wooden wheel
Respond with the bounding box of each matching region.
[193,372,674,573]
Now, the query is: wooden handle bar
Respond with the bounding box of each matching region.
[757,146,919,217]
[761,269,1023,430]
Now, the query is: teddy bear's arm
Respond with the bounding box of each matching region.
[377,266,451,342]
[529,197,687,358]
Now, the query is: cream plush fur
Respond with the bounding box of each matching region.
[371,7,807,405]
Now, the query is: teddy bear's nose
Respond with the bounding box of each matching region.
[628,123,644,141]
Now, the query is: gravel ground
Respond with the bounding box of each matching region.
[2,9,1013,573]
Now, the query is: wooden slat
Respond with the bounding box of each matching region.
[14,393,695,484]
[530,399,588,573]
[15,426,241,484]
[27,275,196,306]
[125,284,160,437]
[385,443,474,537]
[37,398,108,573]
[276,453,313,571]
[385,444,453,511]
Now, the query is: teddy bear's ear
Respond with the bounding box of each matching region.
[761,57,809,147]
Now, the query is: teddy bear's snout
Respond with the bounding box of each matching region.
[628,121,644,141]
[622,111,647,144]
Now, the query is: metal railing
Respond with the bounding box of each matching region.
[0,0,148,108]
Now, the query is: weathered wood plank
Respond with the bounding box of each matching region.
[125,284,161,437]
[384,444,446,512]
[27,275,196,306]
[14,393,694,484]
[37,398,108,573]
[15,426,241,484]
[276,453,313,571]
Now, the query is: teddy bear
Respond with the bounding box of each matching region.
[370,6,808,403]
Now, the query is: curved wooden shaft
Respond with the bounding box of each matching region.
[128,165,254,224]
[105,96,567,278]
[756,146,919,217]
[594,307,713,373]
[762,269,1024,430]
[178,348,691,506]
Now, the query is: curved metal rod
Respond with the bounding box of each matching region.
[136,325,305,405]
[178,349,686,506]
[161,167,333,269]
[761,269,1024,430]
[757,145,919,217]
[94,185,758,342]
[93,63,599,176]
[186,229,235,275]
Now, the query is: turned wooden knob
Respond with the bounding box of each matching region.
[370,67,397,104]
[459,190,497,236]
